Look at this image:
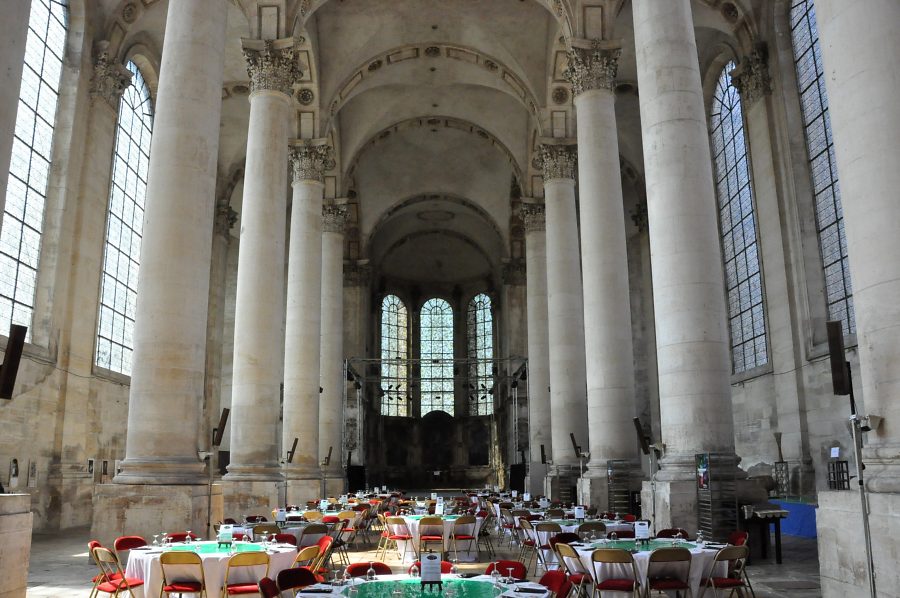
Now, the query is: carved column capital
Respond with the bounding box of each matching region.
[214,197,238,237]
[630,200,648,232]
[322,204,349,234]
[519,203,546,233]
[535,143,577,181]
[289,141,335,183]
[730,44,772,107]
[563,39,621,96]
[90,44,133,109]
[242,37,303,96]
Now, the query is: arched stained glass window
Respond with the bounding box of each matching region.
[0,0,68,338]
[420,298,454,416]
[380,294,409,417]
[96,61,153,375]
[467,293,493,415]
[790,0,855,337]
[710,61,768,373]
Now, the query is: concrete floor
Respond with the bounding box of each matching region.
[27,527,821,597]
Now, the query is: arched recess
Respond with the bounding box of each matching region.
[122,39,161,103]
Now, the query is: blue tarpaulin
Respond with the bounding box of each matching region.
[772,499,817,538]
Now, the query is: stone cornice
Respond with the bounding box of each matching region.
[535,142,577,181]
[563,39,621,96]
[90,44,133,109]
[519,203,546,233]
[289,140,335,183]
[322,204,349,233]
[730,44,772,108]
[242,37,303,96]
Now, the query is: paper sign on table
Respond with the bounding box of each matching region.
[319,500,330,511]
[831,447,840,458]
[512,490,518,498]
[275,508,286,523]
[431,492,438,500]
[218,524,234,542]
[574,506,585,519]
[523,492,531,501]
[435,502,445,515]
[421,552,442,583]
[635,520,650,539]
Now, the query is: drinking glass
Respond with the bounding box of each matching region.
[409,563,419,578]
[450,559,459,577]
[506,567,515,584]
[609,532,618,543]
[152,534,159,547]
[490,564,502,587]
[366,561,376,581]
[185,530,192,544]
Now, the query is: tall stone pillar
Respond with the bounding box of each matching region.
[814,3,900,595]
[225,39,299,512]
[538,142,589,501]
[633,0,736,531]
[94,0,228,544]
[320,203,349,496]
[521,202,551,492]
[565,40,639,509]
[283,141,332,504]
[0,0,30,213]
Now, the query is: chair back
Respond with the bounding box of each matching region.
[312,535,335,572]
[160,550,206,590]
[223,551,270,593]
[275,533,298,546]
[386,516,412,537]
[607,530,635,539]
[591,548,634,565]
[714,544,749,577]
[590,548,640,590]
[245,515,268,523]
[646,547,691,587]
[292,544,321,568]
[538,570,572,598]
[346,561,393,577]
[304,510,324,521]
[648,547,691,563]
[728,530,749,546]
[113,535,147,551]
[485,560,528,580]
[165,531,199,543]
[299,523,329,547]
[535,522,562,533]
[93,546,126,583]
[419,516,444,536]
[258,577,280,598]
[277,566,318,591]
[254,524,281,537]
[408,560,453,574]
[577,522,606,536]
[546,509,565,518]
[337,510,357,521]
[550,532,580,547]
[656,527,690,539]
[553,542,590,578]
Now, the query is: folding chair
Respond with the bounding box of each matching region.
[417,516,445,558]
[700,545,755,598]
[554,542,593,598]
[450,515,478,561]
[160,550,208,597]
[222,551,270,596]
[590,548,641,597]
[645,547,692,598]
[92,547,145,598]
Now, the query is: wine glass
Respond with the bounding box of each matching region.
[450,559,459,577]
[152,534,159,547]
[609,531,618,543]
[409,563,420,578]
[490,564,502,587]
[506,567,515,584]
[366,561,376,580]
[185,530,192,544]
[697,530,705,547]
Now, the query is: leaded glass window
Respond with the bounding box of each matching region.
[1,0,68,338]
[710,61,768,373]
[420,298,454,416]
[790,0,855,337]
[96,61,152,375]
[467,293,494,415]
[380,294,409,417]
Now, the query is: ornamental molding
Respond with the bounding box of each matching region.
[289,141,335,183]
[90,43,133,109]
[535,142,577,181]
[563,39,621,96]
[519,203,546,233]
[730,44,772,107]
[322,204,349,233]
[242,37,303,96]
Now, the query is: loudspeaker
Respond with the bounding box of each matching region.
[827,320,851,396]
[347,465,366,490]
[0,324,27,400]
[509,463,526,492]
[540,444,547,464]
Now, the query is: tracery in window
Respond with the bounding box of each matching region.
[96,61,153,375]
[710,61,768,373]
[467,293,494,415]
[0,0,68,338]
[420,298,454,416]
[790,0,855,337]
[380,294,409,417]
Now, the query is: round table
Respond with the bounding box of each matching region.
[295,574,550,598]
[395,516,485,563]
[125,541,297,598]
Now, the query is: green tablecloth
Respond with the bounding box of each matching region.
[344,579,498,598]
[168,541,265,554]
[588,539,697,552]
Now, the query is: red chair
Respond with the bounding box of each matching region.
[159,551,207,597]
[700,545,754,597]
[590,549,641,597]
[113,536,147,551]
[656,528,690,539]
[346,561,393,578]
[408,560,453,574]
[485,560,528,580]
[312,535,335,578]
[277,567,318,594]
[645,548,691,596]
[92,547,145,598]
[88,541,122,598]
[166,531,200,543]
[258,577,279,598]
[223,518,239,524]
[539,570,572,598]
[607,530,635,539]
[322,515,340,524]
[728,530,749,546]
[622,514,636,522]
[275,533,298,546]
[223,551,269,595]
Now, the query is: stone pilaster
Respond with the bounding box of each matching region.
[537,141,589,498]
[565,39,640,509]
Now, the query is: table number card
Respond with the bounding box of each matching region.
[319,500,330,511]
[431,492,438,500]
[435,502,445,515]
[635,520,650,539]
[574,506,585,520]
[511,490,518,498]
[538,497,549,509]
[218,524,234,542]
[275,508,286,523]
[523,492,531,502]
[421,552,442,584]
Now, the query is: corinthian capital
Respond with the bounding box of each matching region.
[289,140,335,183]
[730,44,772,107]
[563,39,621,96]
[90,42,133,109]
[535,142,577,181]
[242,37,303,96]
[322,203,349,233]
[519,203,546,233]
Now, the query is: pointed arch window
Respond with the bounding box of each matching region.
[380,294,409,417]
[0,0,68,337]
[467,293,494,415]
[710,61,768,373]
[96,61,153,375]
[790,0,855,337]
[420,298,454,416]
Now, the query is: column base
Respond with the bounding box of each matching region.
[91,483,223,545]
[544,464,579,502]
[222,463,283,482]
[579,460,643,511]
[526,462,548,495]
[640,478,697,533]
[44,464,94,530]
[223,480,281,518]
[114,457,207,485]
[285,478,322,506]
[863,443,900,493]
[0,494,33,598]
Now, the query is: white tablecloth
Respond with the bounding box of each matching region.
[528,521,633,568]
[126,543,297,598]
[563,543,726,597]
[295,574,550,598]
[392,517,484,563]
[231,524,324,547]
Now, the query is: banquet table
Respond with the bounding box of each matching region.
[125,541,297,598]
[231,524,324,546]
[528,520,633,568]
[562,540,726,597]
[393,515,484,563]
[295,574,550,598]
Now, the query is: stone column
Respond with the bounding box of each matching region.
[226,39,299,496]
[633,0,736,531]
[0,0,30,214]
[343,261,371,469]
[95,0,227,544]
[521,202,551,492]
[538,142,589,501]
[283,141,332,504]
[320,203,349,496]
[116,0,228,486]
[565,39,639,509]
